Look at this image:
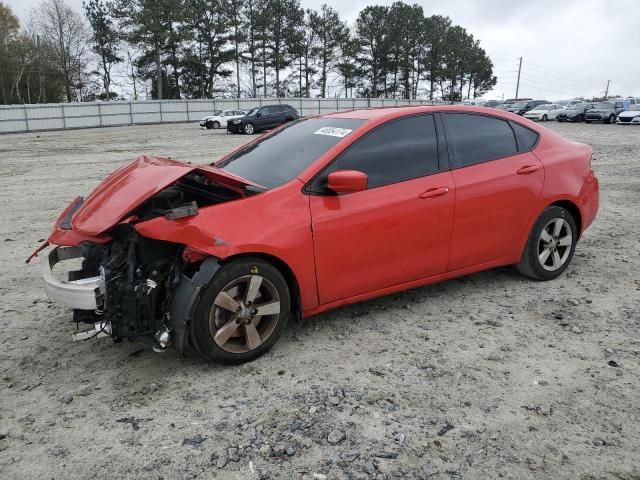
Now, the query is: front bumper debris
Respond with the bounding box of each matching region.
[41,246,103,311]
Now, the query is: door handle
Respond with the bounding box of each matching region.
[419,187,449,199]
[517,165,541,175]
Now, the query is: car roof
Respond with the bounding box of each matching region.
[323,104,528,121]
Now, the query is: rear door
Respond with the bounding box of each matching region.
[309,114,455,304]
[442,113,545,270]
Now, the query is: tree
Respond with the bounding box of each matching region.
[263,0,303,97]
[355,6,389,97]
[335,31,361,98]
[115,0,170,99]
[83,0,122,100]
[227,0,245,97]
[0,2,20,103]
[34,0,88,102]
[182,0,233,98]
[309,4,346,98]
[423,14,451,100]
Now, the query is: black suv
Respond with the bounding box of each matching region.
[585,101,626,124]
[228,104,300,134]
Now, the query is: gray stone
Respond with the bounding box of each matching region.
[327,429,346,444]
[340,449,360,462]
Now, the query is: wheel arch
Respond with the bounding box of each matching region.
[549,199,583,236]
[222,252,302,319]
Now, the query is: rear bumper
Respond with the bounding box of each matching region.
[41,246,103,311]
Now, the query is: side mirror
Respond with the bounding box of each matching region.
[327,170,368,194]
[256,112,262,118]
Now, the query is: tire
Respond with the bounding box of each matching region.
[212,121,220,129]
[608,115,616,125]
[542,114,548,122]
[191,257,291,364]
[585,120,592,124]
[244,123,255,134]
[516,206,578,281]
[577,114,584,122]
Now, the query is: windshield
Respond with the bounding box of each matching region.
[594,102,614,109]
[628,105,640,111]
[217,117,365,188]
[211,110,222,116]
[534,104,551,110]
[512,102,527,108]
[244,107,259,117]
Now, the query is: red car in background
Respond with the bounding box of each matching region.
[31,106,599,364]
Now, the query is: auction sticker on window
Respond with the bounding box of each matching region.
[313,127,353,138]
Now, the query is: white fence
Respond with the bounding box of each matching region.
[0,97,435,134]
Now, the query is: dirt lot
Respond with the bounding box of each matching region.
[0,120,639,480]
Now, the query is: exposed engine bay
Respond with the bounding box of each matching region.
[40,166,262,351]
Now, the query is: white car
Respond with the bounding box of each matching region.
[617,105,640,125]
[524,104,565,122]
[199,109,247,129]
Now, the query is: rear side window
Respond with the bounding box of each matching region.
[510,122,539,151]
[325,114,440,189]
[443,113,518,168]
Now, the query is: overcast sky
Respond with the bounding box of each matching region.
[5,0,639,101]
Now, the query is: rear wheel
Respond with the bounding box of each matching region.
[516,206,577,281]
[191,258,290,364]
[577,114,584,122]
[608,115,616,124]
[244,122,255,134]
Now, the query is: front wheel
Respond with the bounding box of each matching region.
[516,206,577,281]
[244,123,255,134]
[191,258,290,364]
[212,120,220,129]
[607,115,616,124]
[542,114,548,122]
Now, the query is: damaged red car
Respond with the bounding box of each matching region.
[30,106,599,364]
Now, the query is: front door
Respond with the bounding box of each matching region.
[308,114,455,305]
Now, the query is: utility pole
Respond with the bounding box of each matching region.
[604,80,610,100]
[515,57,523,100]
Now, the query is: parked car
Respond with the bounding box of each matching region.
[507,100,549,115]
[557,100,585,108]
[228,104,300,134]
[32,106,599,364]
[199,109,247,129]
[617,105,640,125]
[480,100,502,108]
[524,104,565,122]
[556,103,594,123]
[585,101,627,124]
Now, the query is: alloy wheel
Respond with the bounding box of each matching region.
[209,275,281,353]
[244,123,254,134]
[538,218,573,271]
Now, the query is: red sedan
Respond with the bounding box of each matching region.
[31,106,599,363]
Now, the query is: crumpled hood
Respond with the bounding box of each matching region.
[71,155,257,236]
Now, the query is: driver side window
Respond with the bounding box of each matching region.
[321,114,440,190]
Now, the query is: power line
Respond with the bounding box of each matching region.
[524,60,604,85]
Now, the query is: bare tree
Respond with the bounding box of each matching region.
[33,0,88,102]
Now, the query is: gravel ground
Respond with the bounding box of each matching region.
[0,121,639,480]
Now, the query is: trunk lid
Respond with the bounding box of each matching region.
[71,155,257,236]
